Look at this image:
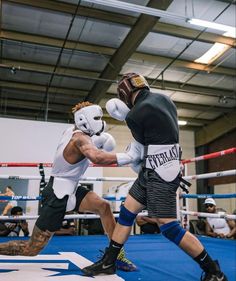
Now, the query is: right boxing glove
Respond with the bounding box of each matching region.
[116,141,144,166]
[91,132,116,152]
[105,98,130,121]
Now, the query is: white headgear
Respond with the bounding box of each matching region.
[74,105,106,136]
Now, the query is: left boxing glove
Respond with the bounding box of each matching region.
[91,132,116,152]
[106,98,130,121]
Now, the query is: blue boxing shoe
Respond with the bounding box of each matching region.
[116,248,138,272]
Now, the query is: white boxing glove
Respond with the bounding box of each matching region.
[116,141,144,166]
[91,132,116,152]
[106,98,130,121]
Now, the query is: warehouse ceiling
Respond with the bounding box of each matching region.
[0,0,235,145]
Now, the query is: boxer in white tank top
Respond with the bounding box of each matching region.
[0,101,141,272]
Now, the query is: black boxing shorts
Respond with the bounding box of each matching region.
[129,169,180,218]
[36,177,90,232]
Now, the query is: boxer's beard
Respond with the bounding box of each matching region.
[0,226,53,256]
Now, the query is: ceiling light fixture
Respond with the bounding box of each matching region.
[178,120,187,126]
[188,19,236,38]
[83,0,236,37]
[194,43,230,64]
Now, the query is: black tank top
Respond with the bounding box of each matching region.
[125,89,179,145]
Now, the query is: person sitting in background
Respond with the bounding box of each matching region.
[0,206,29,237]
[204,198,236,239]
[54,218,76,236]
[136,215,160,234]
[0,186,17,215]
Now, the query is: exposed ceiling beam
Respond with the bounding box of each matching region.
[0,108,72,123]
[0,80,88,96]
[1,62,235,104]
[0,81,220,113]
[0,30,115,55]
[1,58,100,79]
[131,53,235,77]
[84,1,184,102]
[5,0,136,25]
[153,22,236,47]
[1,60,235,101]
[0,99,73,113]
[195,111,236,146]
[1,82,234,115]
[4,0,235,47]
[0,108,199,131]
[1,30,234,76]
[0,98,210,128]
[147,80,235,98]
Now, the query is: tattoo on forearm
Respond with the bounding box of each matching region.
[0,226,53,256]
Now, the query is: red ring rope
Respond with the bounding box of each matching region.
[0,147,235,167]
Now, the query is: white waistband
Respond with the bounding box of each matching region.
[145,144,180,182]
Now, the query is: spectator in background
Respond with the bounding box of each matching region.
[136,215,160,234]
[0,186,17,215]
[204,198,236,239]
[0,206,29,237]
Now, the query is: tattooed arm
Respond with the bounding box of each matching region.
[0,225,53,256]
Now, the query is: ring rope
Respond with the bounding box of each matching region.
[181,193,236,199]
[181,147,236,164]
[0,196,42,201]
[0,169,235,181]
[0,195,127,201]
[0,147,235,168]
[0,163,119,168]
[0,210,235,221]
[1,194,235,201]
[180,210,236,220]
[0,211,148,221]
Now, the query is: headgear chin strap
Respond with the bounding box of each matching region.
[117,73,150,108]
[74,105,106,136]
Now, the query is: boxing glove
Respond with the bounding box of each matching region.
[116,141,144,166]
[91,132,116,152]
[106,98,130,121]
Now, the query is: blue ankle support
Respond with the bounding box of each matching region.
[118,205,137,226]
[160,221,186,245]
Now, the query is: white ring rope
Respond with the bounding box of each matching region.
[1,210,235,221]
[183,169,236,181]
[180,210,236,220]
[0,211,148,221]
[0,169,235,181]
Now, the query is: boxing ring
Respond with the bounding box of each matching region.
[0,235,235,281]
[0,148,236,281]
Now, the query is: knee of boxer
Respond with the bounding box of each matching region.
[118,205,138,227]
[160,220,186,245]
[94,199,112,216]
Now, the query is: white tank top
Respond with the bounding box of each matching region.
[51,127,89,182]
[207,217,231,235]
